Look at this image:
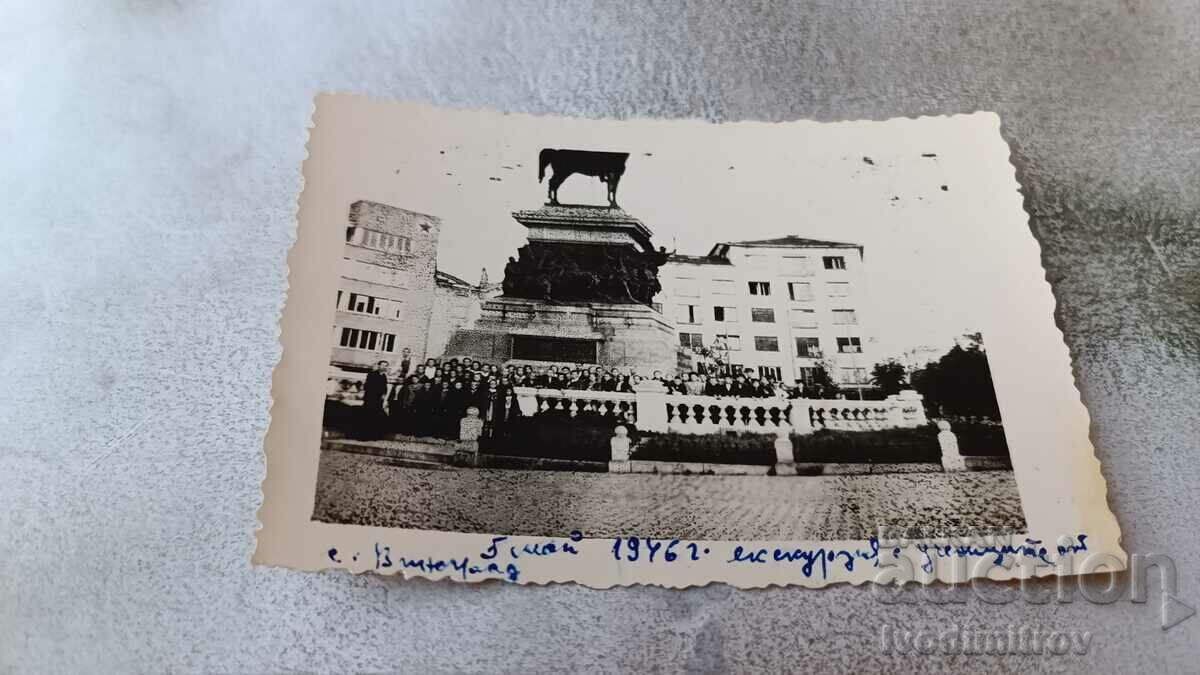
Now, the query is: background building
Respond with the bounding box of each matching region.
[329,200,497,389]
[654,236,873,389]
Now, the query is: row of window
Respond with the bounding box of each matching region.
[336,290,404,319]
[337,327,398,353]
[346,226,413,255]
[740,254,847,274]
[797,365,868,385]
[676,280,848,300]
[699,364,867,386]
[676,304,857,326]
[680,333,862,355]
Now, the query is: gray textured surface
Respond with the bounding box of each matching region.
[2,1,1198,672]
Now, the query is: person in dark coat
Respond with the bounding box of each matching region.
[390,375,420,434]
[361,360,390,439]
[409,380,433,437]
[442,381,468,438]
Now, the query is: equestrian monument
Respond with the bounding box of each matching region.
[443,150,678,372]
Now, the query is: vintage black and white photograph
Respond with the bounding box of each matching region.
[305,105,1029,543]
[254,97,1123,588]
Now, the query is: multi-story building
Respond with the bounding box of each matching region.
[329,200,498,387]
[654,235,873,389]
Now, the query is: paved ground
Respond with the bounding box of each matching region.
[312,450,1027,540]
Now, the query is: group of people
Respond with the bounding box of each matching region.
[354,348,831,441]
[360,355,523,440]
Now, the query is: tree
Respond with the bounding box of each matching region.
[870,360,908,397]
[910,334,1001,420]
[799,360,839,399]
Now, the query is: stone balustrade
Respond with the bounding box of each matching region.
[662,394,793,435]
[512,386,929,438]
[512,387,637,421]
[790,390,928,434]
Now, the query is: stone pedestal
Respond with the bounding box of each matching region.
[441,204,679,373]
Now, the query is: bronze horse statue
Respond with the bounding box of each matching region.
[539,148,629,207]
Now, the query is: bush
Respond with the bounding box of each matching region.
[634,432,776,465]
[947,420,1011,457]
[792,426,940,463]
[483,414,619,462]
[323,399,385,440]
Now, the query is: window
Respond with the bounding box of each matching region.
[832,309,858,325]
[675,277,700,298]
[823,255,846,270]
[826,282,850,297]
[797,366,819,385]
[346,292,381,315]
[751,308,775,323]
[713,306,737,322]
[352,228,411,254]
[714,334,741,351]
[679,332,704,349]
[712,279,736,295]
[748,281,771,296]
[839,367,868,384]
[788,282,813,301]
[795,337,821,357]
[836,337,862,353]
[758,365,783,381]
[338,327,396,352]
[789,308,817,328]
[780,256,812,276]
[754,336,780,352]
[676,304,700,324]
[743,254,768,270]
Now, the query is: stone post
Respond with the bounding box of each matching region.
[460,406,484,443]
[937,420,966,472]
[899,389,928,427]
[788,400,814,435]
[633,380,668,433]
[885,394,906,428]
[773,423,795,476]
[609,425,632,473]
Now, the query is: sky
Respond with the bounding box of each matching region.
[321,101,1028,362]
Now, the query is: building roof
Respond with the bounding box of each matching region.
[435,269,477,290]
[718,235,862,249]
[666,253,732,266]
[709,235,863,260]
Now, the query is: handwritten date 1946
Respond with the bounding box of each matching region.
[611,536,711,563]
